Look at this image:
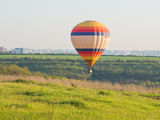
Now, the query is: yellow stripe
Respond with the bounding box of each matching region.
[85,59,97,63]
[82,56,100,60]
[85,60,97,67]
[76,21,106,27]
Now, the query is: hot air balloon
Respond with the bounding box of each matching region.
[71,20,110,73]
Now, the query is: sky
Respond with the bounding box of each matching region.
[0,0,160,50]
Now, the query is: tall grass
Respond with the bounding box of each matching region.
[0,75,159,93]
[0,78,160,120]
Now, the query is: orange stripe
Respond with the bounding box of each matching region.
[72,29,109,33]
[80,54,102,57]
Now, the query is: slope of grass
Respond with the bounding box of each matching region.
[1,54,160,84]
[0,79,160,120]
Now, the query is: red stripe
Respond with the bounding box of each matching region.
[77,51,103,54]
[80,53,102,55]
[73,27,109,32]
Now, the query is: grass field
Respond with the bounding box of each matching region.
[0,54,80,60]
[0,78,160,120]
[1,54,160,61]
[1,54,160,84]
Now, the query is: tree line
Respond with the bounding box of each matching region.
[0,56,160,86]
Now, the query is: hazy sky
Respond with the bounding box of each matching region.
[0,0,160,50]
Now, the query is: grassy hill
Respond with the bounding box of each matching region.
[0,79,160,120]
[1,54,160,86]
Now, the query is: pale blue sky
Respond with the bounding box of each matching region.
[0,0,160,50]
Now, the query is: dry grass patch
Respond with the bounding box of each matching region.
[0,74,160,93]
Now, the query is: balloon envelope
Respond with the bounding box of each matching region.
[71,20,110,68]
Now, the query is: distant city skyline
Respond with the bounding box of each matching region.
[2,47,160,57]
[0,0,160,50]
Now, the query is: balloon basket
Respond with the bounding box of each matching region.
[88,68,92,73]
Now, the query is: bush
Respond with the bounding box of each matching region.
[11,79,37,84]
[0,65,32,76]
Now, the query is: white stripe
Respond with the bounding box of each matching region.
[71,36,110,49]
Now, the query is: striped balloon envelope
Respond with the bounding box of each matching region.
[71,20,110,73]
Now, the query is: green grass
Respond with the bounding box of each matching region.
[1,54,160,84]
[1,54,160,61]
[0,79,160,120]
[0,54,80,60]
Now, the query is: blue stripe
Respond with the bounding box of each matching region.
[76,49,105,51]
[71,32,109,36]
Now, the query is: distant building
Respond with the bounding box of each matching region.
[0,47,7,52]
[8,48,160,56]
[11,48,23,54]
[22,48,32,54]
[11,48,32,54]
